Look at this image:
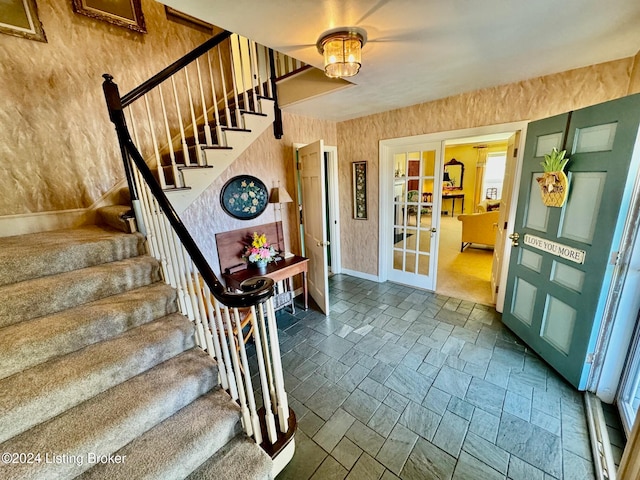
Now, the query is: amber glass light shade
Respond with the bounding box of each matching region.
[317,29,366,78]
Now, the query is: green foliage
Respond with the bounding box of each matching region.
[540,148,569,172]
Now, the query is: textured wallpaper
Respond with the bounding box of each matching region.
[337,57,638,275]
[0,0,211,216]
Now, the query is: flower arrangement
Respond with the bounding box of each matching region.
[242,232,276,266]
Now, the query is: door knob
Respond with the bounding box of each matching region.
[316,241,331,247]
[508,232,520,246]
[431,227,437,233]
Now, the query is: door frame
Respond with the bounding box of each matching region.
[292,143,341,273]
[379,122,528,304]
[590,127,640,400]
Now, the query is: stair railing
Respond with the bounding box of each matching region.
[102,32,293,448]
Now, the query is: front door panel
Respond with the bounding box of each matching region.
[502,94,640,389]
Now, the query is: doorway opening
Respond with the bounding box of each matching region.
[436,136,513,306]
[378,122,527,311]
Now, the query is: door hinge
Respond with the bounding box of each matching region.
[503,221,508,230]
[297,161,302,170]
[586,353,594,364]
[609,251,620,265]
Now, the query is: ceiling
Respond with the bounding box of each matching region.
[163,0,640,122]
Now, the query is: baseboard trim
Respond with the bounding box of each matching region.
[340,268,381,283]
[0,209,96,237]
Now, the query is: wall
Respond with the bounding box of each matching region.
[0,0,213,218]
[181,111,336,273]
[337,56,638,276]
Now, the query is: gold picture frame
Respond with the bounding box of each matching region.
[0,0,47,42]
[71,0,146,33]
[164,6,214,34]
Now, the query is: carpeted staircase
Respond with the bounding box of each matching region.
[0,226,272,480]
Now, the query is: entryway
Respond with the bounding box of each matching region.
[379,122,527,311]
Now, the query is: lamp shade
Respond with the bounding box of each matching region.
[269,186,293,204]
[443,172,451,182]
[317,28,367,78]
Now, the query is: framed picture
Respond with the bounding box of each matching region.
[220,175,269,220]
[0,0,47,42]
[352,161,368,220]
[164,6,214,34]
[71,0,146,33]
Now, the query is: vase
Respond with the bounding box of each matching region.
[252,259,268,273]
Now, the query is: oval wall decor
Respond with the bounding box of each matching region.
[220,175,269,220]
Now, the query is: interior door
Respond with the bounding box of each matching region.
[492,131,520,309]
[387,142,442,290]
[299,140,330,314]
[502,94,640,389]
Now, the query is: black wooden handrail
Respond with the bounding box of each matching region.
[121,30,232,108]
[103,73,274,308]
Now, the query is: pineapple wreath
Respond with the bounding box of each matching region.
[536,148,570,207]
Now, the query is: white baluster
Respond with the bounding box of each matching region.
[248,304,277,443]
[206,51,223,146]
[183,67,202,166]
[195,59,212,147]
[202,282,229,391]
[221,303,252,436]
[158,85,180,188]
[266,297,289,432]
[170,76,191,167]
[229,35,243,128]
[257,302,277,411]
[232,307,262,445]
[212,298,238,399]
[217,45,232,133]
[247,39,259,111]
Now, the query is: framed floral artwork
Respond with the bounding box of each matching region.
[352,161,367,220]
[220,175,269,220]
[0,0,47,42]
[71,0,146,33]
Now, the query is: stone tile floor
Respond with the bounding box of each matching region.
[271,274,595,480]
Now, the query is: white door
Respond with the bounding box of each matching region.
[387,142,442,290]
[298,140,330,314]
[492,131,520,309]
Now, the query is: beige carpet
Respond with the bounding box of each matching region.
[436,216,495,306]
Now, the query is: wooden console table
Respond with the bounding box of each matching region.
[442,192,464,217]
[223,255,309,311]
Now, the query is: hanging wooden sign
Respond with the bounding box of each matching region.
[523,234,586,264]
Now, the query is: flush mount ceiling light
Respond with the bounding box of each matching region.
[316,27,367,78]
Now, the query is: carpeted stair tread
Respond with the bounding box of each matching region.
[0,226,144,287]
[0,313,195,444]
[97,204,135,233]
[77,389,243,480]
[0,282,178,380]
[186,434,273,480]
[0,348,218,480]
[0,254,161,327]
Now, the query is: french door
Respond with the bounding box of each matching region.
[387,142,442,290]
[502,94,640,389]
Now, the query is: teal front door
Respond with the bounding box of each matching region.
[502,94,640,389]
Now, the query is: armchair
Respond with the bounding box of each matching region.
[457,210,499,252]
